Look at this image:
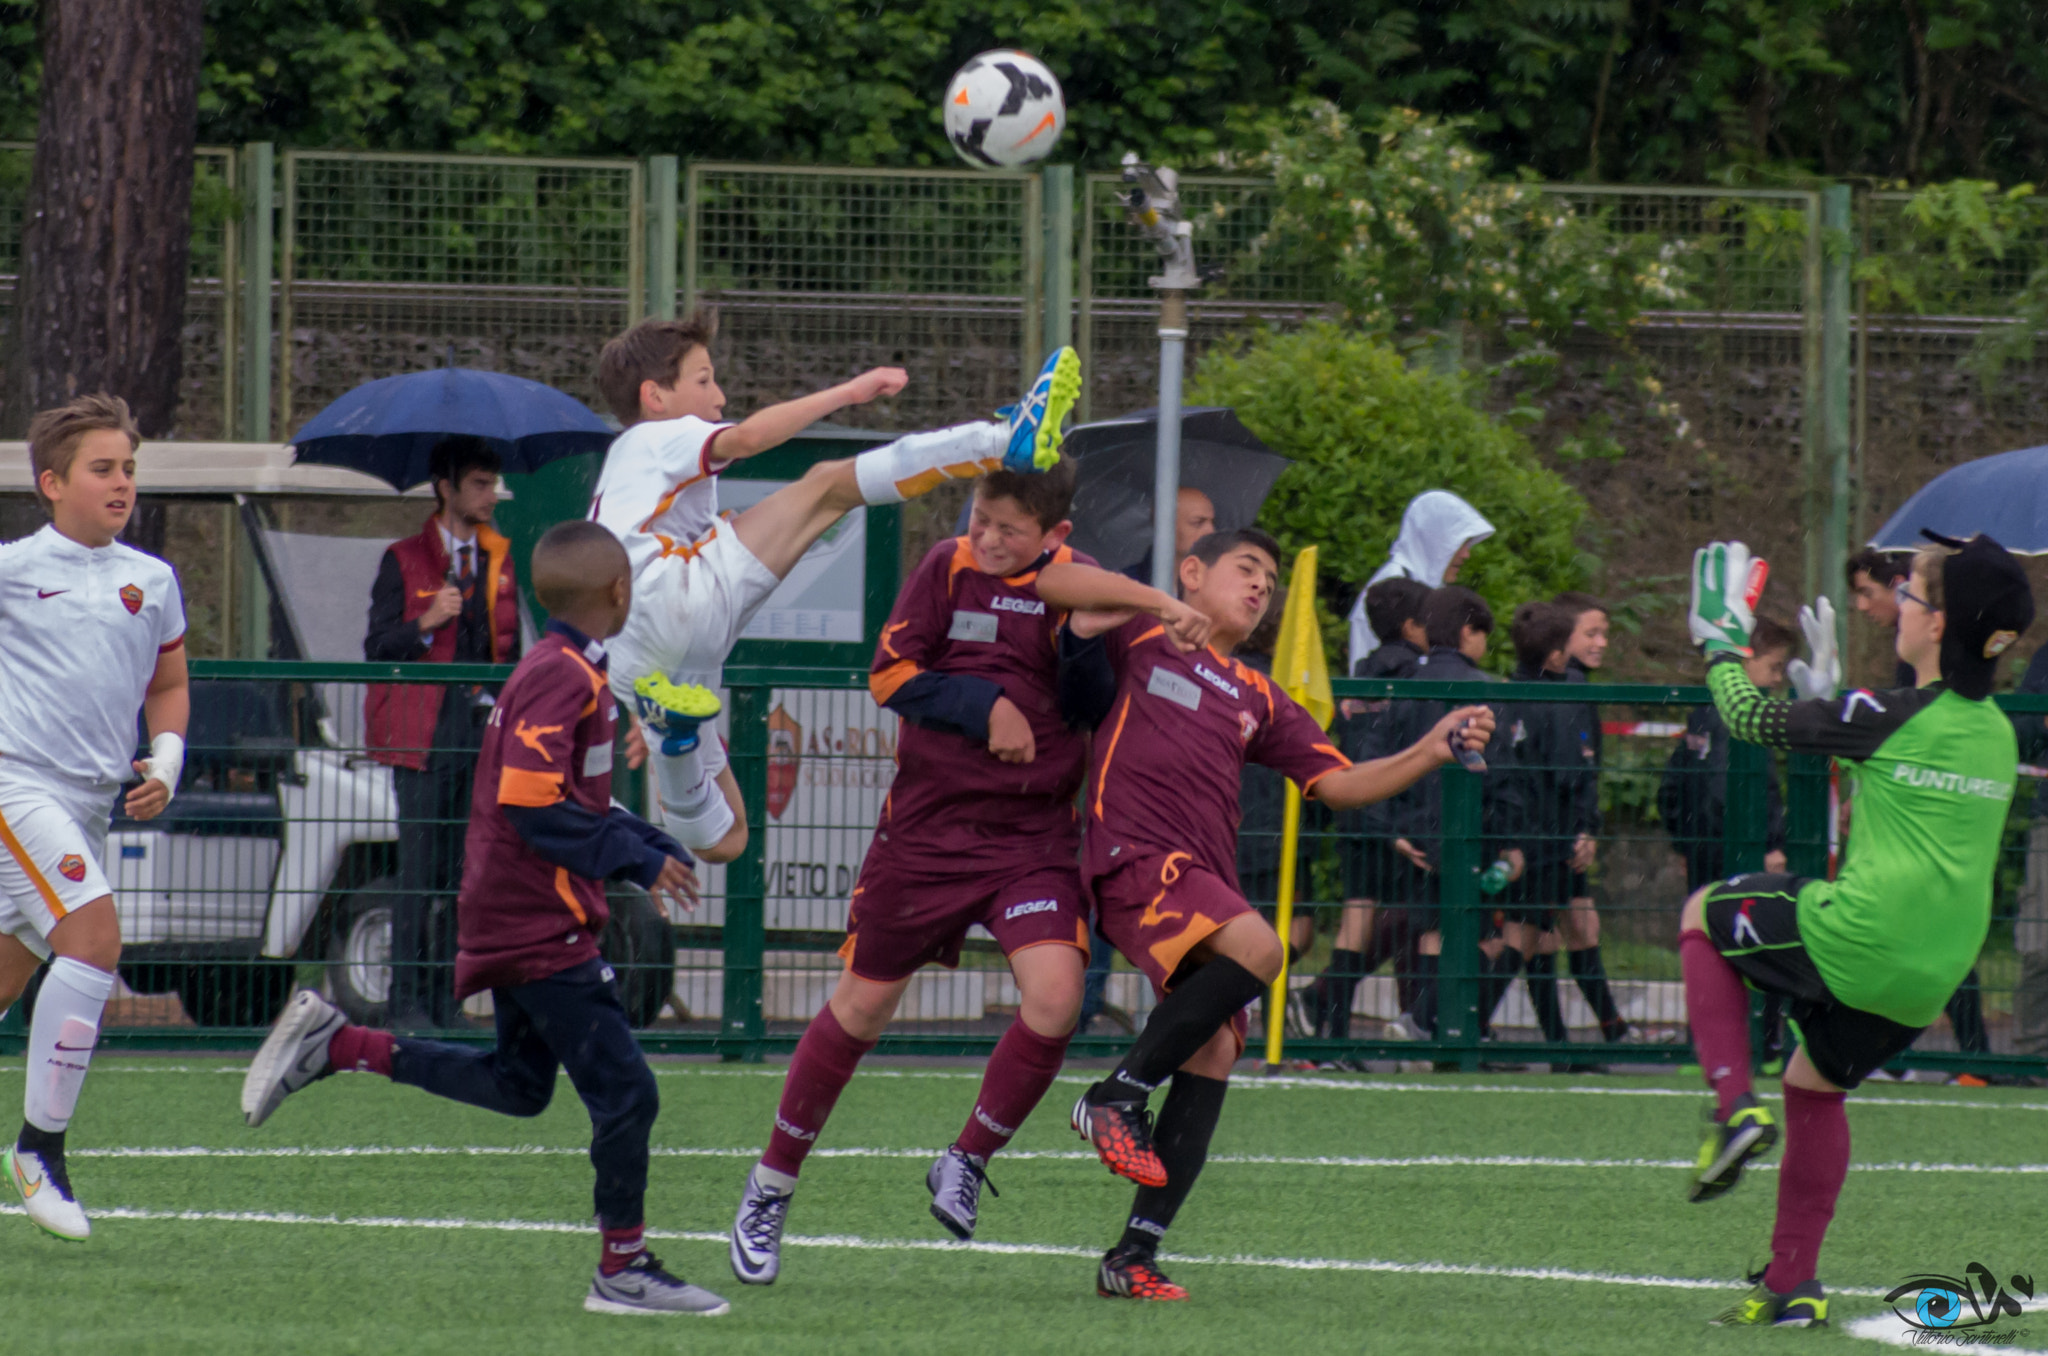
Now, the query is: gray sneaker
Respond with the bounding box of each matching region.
[241,989,346,1128]
[926,1145,996,1240]
[584,1253,730,1316]
[729,1165,792,1285]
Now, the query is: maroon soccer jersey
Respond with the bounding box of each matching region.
[456,631,619,997]
[868,537,1097,867]
[1083,619,1350,890]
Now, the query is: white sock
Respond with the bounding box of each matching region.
[852,422,1006,505]
[25,956,114,1133]
[656,738,736,850]
[754,1161,798,1194]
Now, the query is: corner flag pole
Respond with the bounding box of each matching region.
[1264,546,1333,1072]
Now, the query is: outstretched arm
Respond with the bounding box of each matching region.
[1706,652,1916,761]
[1312,705,1494,811]
[1034,561,1211,650]
[718,368,909,460]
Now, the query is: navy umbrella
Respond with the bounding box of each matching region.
[289,367,615,492]
[1869,445,2048,554]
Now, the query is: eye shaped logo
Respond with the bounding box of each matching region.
[1886,1263,2034,1332]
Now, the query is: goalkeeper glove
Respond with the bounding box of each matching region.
[1689,541,1768,657]
[1786,596,1841,700]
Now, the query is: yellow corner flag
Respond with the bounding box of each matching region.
[1265,546,1332,1070]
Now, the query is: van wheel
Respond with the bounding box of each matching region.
[327,876,398,1026]
[175,962,296,1028]
[601,884,677,1028]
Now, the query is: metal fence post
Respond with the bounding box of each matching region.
[680,161,699,318]
[277,150,296,435]
[1022,171,1044,386]
[1437,765,1483,1070]
[1075,175,1096,424]
[1820,183,1853,626]
[1043,165,1073,352]
[1800,190,1824,605]
[238,142,273,442]
[646,155,678,321]
[722,684,769,1062]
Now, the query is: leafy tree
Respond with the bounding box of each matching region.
[1189,320,1588,660]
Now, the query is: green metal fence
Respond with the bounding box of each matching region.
[8,661,2039,1082]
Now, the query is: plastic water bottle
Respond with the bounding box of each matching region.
[1478,858,1514,896]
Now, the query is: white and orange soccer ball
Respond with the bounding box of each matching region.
[943,50,1065,169]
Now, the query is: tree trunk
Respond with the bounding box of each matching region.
[2,0,204,437]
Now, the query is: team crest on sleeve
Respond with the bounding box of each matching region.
[120,583,143,615]
[1238,709,1260,744]
[58,854,87,883]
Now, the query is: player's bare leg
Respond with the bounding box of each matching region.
[932,943,1083,1240]
[8,895,120,1242]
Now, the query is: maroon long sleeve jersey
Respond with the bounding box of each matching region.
[868,537,1098,870]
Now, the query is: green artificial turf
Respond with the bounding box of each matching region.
[1,1058,2043,1354]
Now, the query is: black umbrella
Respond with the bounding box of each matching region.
[1063,407,1292,575]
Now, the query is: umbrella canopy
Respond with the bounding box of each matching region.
[1870,444,2048,554]
[1063,407,1292,575]
[290,367,615,492]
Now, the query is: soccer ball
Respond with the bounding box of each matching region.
[943,50,1065,169]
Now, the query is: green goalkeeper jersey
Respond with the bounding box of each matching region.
[1706,655,2017,1027]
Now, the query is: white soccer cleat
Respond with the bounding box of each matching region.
[729,1165,792,1285]
[242,989,346,1128]
[6,1144,89,1242]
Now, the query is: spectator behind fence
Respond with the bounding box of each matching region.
[1847,547,1917,688]
[1344,490,1495,673]
[1299,577,1433,1042]
[1118,485,1217,585]
[2012,643,2048,1076]
[363,436,521,1029]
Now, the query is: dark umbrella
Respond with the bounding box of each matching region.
[1063,407,1292,575]
[1870,445,2048,554]
[289,367,615,492]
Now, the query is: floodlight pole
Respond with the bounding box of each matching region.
[1122,156,1202,592]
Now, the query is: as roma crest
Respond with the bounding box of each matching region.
[119,583,143,615]
[766,704,801,821]
[58,854,87,883]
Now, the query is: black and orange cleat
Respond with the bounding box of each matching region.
[1071,1094,1167,1188]
[1097,1246,1189,1301]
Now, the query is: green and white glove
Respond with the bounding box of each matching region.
[1787,596,1840,700]
[1689,541,1769,657]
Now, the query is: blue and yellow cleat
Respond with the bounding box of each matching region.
[1689,1091,1778,1203]
[1002,347,1081,473]
[1710,1276,1827,1327]
[633,675,723,756]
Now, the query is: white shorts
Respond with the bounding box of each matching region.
[0,760,117,959]
[606,522,781,705]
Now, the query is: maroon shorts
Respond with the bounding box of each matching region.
[838,850,1091,984]
[1091,850,1256,1053]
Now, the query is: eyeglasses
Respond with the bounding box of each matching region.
[1893,580,1933,611]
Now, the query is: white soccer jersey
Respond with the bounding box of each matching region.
[0,525,186,788]
[588,415,734,578]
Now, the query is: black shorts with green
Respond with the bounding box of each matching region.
[1699,872,1924,1089]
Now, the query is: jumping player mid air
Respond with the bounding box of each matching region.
[1678,536,2030,1328]
[1035,528,1494,1301]
[727,463,1214,1285]
[587,313,1080,861]
[0,394,190,1241]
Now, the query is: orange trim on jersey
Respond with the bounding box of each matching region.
[498,766,565,807]
[554,867,589,926]
[554,644,611,718]
[947,536,978,590]
[1148,912,1226,985]
[871,658,922,705]
[158,634,185,654]
[635,432,725,533]
[1132,625,1165,647]
[0,804,66,920]
[1299,746,1353,800]
[654,522,719,562]
[1092,693,1134,819]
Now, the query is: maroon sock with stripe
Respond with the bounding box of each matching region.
[955,1018,1070,1161]
[328,1024,394,1077]
[1680,928,1752,1119]
[1764,1084,1850,1293]
[600,1224,646,1275]
[762,1004,875,1178]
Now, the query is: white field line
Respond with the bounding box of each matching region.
[0,1201,1892,1299]
[5,1064,2044,1115]
[65,1143,2048,1177]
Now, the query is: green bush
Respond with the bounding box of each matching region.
[1190,320,1588,661]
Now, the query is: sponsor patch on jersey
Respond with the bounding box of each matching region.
[989,595,1045,616]
[1004,897,1059,920]
[1146,665,1203,712]
[1193,662,1241,699]
[119,583,143,615]
[1888,762,2014,801]
[948,610,1000,644]
[57,854,86,883]
[583,740,614,778]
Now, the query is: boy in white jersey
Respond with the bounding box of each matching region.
[0,394,189,1241]
[588,312,1079,859]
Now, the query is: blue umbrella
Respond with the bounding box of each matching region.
[1869,445,2048,554]
[290,367,615,491]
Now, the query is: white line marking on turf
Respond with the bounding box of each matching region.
[66,1144,2048,1177]
[0,1202,1891,1298]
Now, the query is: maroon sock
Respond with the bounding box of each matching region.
[955,1018,1071,1162]
[1680,929,1752,1118]
[1764,1084,1850,1293]
[762,1004,875,1178]
[327,1024,394,1077]
[599,1223,646,1275]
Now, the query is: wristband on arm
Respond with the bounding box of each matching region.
[143,732,186,799]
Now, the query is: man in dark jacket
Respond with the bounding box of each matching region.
[363,436,521,1028]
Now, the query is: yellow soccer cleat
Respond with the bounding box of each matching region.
[633,675,723,756]
[1002,347,1082,472]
